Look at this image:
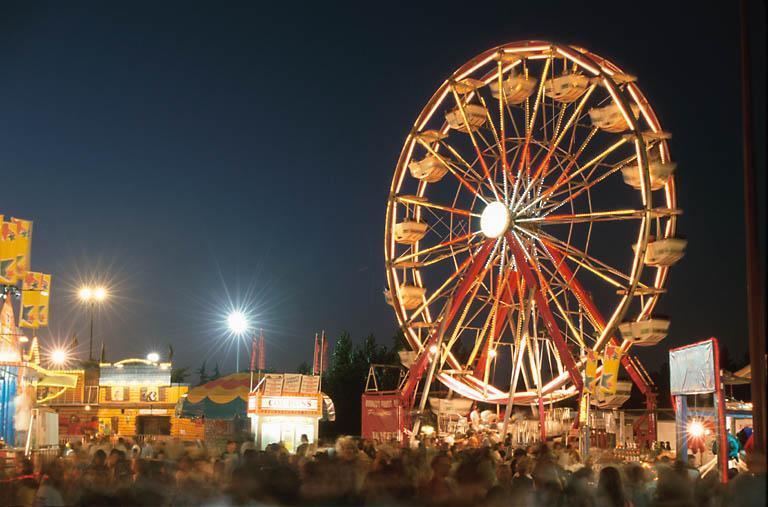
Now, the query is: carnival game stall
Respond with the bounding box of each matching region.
[248,373,333,452]
[177,372,250,447]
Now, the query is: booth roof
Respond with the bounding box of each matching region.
[178,396,246,420]
[185,372,251,404]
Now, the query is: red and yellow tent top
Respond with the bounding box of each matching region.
[186,372,251,404]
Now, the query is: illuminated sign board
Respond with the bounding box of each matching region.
[99,363,171,386]
[248,395,321,416]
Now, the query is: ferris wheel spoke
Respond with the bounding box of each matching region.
[395,195,479,218]
[525,228,640,290]
[517,84,597,202]
[521,208,649,226]
[516,135,628,216]
[415,138,490,203]
[437,140,501,198]
[542,241,654,393]
[448,85,500,200]
[393,232,480,265]
[534,264,587,348]
[404,247,481,325]
[510,57,552,208]
[495,58,511,199]
[467,266,518,375]
[507,231,583,391]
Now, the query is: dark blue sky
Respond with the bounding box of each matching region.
[1,1,764,374]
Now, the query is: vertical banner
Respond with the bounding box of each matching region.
[312,333,320,375]
[38,274,51,327]
[257,330,265,370]
[249,335,257,372]
[320,331,329,374]
[0,221,18,284]
[11,218,32,280]
[584,349,599,396]
[598,344,622,398]
[0,296,21,362]
[20,272,42,328]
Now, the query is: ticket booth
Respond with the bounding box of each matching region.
[248,374,324,452]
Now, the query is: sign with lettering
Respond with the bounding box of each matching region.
[248,394,322,416]
[261,396,318,411]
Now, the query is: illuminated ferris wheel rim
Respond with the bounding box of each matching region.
[384,40,681,405]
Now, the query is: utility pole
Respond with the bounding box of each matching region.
[88,302,94,361]
[739,0,766,456]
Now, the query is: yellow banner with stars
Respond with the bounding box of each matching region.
[21,271,51,328]
[597,344,622,398]
[0,218,33,284]
[11,218,32,279]
[0,220,18,284]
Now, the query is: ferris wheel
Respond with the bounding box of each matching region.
[384,41,685,410]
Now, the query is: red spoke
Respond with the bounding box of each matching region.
[401,241,495,403]
[507,233,583,391]
[540,242,652,397]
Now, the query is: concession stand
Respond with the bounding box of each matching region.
[247,373,331,452]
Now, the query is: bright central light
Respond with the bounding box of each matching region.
[93,287,107,301]
[147,352,160,362]
[79,286,108,302]
[79,287,93,301]
[51,349,68,366]
[227,311,249,335]
[480,201,510,238]
[688,420,705,438]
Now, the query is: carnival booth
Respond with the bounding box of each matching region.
[248,373,333,452]
[177,372,250,446]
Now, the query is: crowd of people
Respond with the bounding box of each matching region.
[0,433,765,506]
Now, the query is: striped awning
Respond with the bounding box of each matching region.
[186,372,251,404]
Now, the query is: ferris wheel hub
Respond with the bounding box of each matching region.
[480,201,511,238]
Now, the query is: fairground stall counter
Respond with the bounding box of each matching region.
[247,374,334,452]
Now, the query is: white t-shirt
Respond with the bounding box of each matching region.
[35,484,65,506]
[140,443,154,458]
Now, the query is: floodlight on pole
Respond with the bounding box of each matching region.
[79,287,93,302]
[227,311,249,335]
[227,310,250,372]
[79,284,109,361]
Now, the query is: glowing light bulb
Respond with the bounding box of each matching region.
[51,349,68,366]
[79,287,93,301]
[489,349,498,358]
[94,287,107,301]
[227,311,249,335]
[147,352,160,362]
[688,420,705,438]
[480,201,510,238]
[429,345,438,355]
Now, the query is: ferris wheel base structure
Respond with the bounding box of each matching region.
[369,40,685,446]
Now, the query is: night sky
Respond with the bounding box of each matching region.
[1,2,765,375]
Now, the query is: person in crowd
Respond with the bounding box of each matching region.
[139,438,154,459]
[9,433,768,507]
[34,463,65,507]
[296,433,310,458]
[625,464,650,507]
[596,466,630,507]
[81,449,109,493]
[419,452,456,504]
[220,439,241,476]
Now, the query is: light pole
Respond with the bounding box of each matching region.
[79,286,107,361]
[227,310,249,372]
